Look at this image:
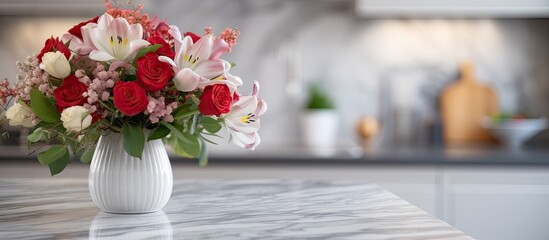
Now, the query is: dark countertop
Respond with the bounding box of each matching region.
[2,145,549,166]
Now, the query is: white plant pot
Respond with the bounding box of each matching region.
[301,110,339,150]
[89,133,173,214]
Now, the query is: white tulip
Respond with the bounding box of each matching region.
[5,102,35,128]
[40,51,71,79]
[60,106,92,132]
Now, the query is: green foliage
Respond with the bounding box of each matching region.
[168,133,200,158]
[122,122,145,159]
[132,44,162,66]
[38,145,67,165]
[167,135,193,158]
[180,132,200,157]
[147,125,171,141]
[160,121,191,144]
[305,84,335,109]
[38,145,70,176]
[121,74,137,82]
[30,88,61,123]
[80,148,95,164]
[27,127,45,143]
[47,149,70,176]
[200,117,222,133]
[163,120,203,159]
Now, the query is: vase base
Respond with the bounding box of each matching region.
[100,210,162,215]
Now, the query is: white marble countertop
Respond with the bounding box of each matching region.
[0,178,472,240]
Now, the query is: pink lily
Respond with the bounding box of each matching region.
[223,81,267,150]
[62,21,98,55]
[158,25,241,92]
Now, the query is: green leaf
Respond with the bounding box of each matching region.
[80,148,94,164]
[306,83,335,109]
[171,105,188,119]
[159,121,191,144]
[230,62,237,68]
[198,138,208,167]
[167,135,192,158]
[167,132,200,158]
[147,125,171,141]
[122,74,137,82]
[34,121,66,133]
[30,88,61,123]
[133,44,162,65]
[200,117,222,133]
[38,145,67,166]
[181,132,200,157]
[48,148,70,176]
[27,127,45,143]
[200,135,218,145]
[122,122,145,159]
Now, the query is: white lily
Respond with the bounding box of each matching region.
[87,13,150,62]
[159,25,241,92]
[223,81,267,150]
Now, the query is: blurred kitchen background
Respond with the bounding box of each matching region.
[2,0,549,239]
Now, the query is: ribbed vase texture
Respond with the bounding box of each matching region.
[89,133,173,213]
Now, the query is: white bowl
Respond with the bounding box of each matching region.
[483,118,547,148]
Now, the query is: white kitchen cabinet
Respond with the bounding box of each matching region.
[356,167,439,217]
[443,167,549,240]
[355,0,549,18]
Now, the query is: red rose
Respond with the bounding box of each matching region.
[91,112,102,123]
[233,92,240,102]
[68,16,99,40]
[198,84,233,116]
[136,52,174,92]
[147,34,175,59]
[54,75,87,109]
[37,37,70,63]
[113,81,149,116]
[184,32,201,43]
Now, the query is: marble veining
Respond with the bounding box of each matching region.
[0,179,472,240]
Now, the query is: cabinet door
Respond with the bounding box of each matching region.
[358,166,439,217]
[377,182,438,216]
[445,167,549,240]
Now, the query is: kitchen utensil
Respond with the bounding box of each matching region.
[440,62,499,145]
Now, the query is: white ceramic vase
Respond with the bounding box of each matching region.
[89,133,173,214]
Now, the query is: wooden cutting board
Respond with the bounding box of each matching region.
[440,62,499,145]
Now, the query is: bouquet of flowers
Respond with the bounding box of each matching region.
[1,1,266,175]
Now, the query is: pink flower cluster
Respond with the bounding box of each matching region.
[0,80,16,105]
[105,0,154,36]
[76,62,118,116]
[14,56,52,101]
[220,28,240,52]
[144,95,178,123]
[204,27,240,52]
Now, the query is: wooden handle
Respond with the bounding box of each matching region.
[460,61,475,83]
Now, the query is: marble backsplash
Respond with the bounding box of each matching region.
[1,0,549,149]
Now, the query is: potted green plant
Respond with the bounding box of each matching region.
[301,83,338,153]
